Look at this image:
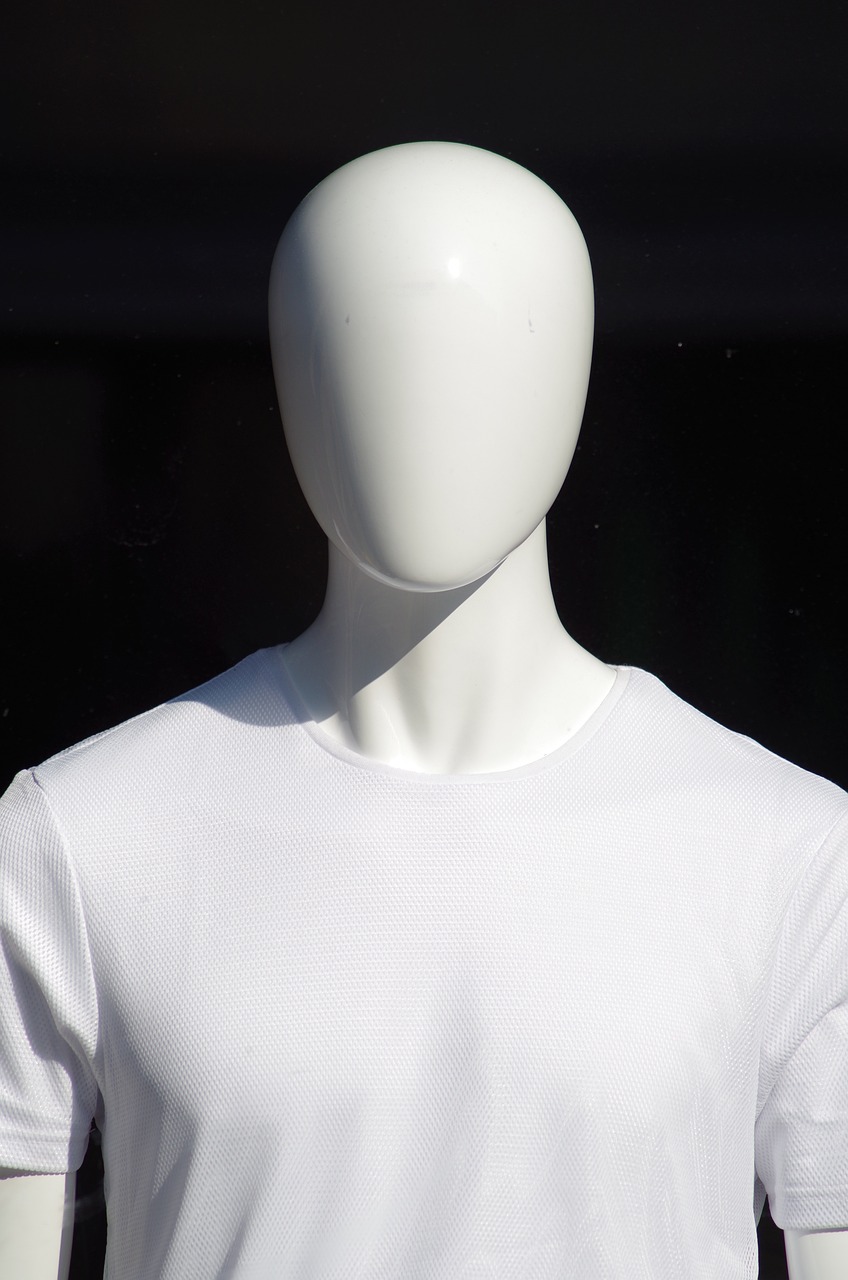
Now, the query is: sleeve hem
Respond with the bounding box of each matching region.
[770,1185,848,1232]
[0,1127,90,1176]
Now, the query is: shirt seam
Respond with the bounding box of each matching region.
[271,646,633,784]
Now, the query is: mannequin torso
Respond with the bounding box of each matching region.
[273,146,848,1275]
[0,141,845,1279]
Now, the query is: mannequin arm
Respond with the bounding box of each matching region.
[785,1229,848,1279]
[0,1170,75,1280]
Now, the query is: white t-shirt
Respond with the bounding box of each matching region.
[2,649,847,1279]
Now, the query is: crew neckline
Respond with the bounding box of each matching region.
[269,645,633,784]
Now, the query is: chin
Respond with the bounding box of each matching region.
[355,553,503,595]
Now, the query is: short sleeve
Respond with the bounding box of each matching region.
[0,770,99,1173]
[755,809,848,1230]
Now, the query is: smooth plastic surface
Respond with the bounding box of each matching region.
[272,142,614,774]
[270,142,594,594]
[785,1229,848,1280]
[0,1170,74,1280]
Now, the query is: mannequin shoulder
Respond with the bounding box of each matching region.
[25,648,289,795]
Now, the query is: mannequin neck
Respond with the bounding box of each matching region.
[283,520,614,774]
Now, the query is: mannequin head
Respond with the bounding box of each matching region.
[269,142,594,592]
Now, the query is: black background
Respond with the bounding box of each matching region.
[2,1,847,1275]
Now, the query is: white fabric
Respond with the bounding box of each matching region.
[2,649,848,1279]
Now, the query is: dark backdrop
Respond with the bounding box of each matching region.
[2,2,847,1276]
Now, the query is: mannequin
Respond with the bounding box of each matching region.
[268,140,614,774]
[268,140,848,1280]
[0,142,846,1279]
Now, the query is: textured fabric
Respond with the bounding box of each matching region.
[1,648,848,1279]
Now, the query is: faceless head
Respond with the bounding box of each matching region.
[269,141,594,591]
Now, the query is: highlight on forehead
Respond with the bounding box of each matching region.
[271,142,592,323]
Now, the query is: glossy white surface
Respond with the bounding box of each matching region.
[272,142,613,773]
[0,1170,74,1280]
[269,141,594,593]
[785,1228,848,1279]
